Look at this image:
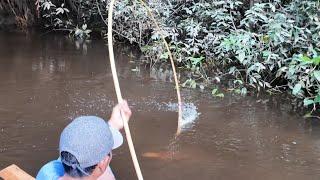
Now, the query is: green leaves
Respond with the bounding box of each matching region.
[292,83,302,96]
[74,24,92,39]
[41,1,55,11]
[303,98,314,106]
[314,95,320,104]
[189,56,205,66]
[300,55,320,65]
[56,4,69,15]
[160,52,169,60]
[304,94,320,107]
[301,56,311,62]
[212,88,224,98]
[182,79,197,89]
[314,71,320,81]
[237,51,246,63]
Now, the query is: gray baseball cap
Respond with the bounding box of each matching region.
[59,116,123,169]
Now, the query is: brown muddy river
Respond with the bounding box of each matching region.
[1,33,320,180]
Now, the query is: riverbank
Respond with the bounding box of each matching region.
[1,0,319,114]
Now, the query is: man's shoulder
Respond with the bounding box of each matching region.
[36,159,65,180]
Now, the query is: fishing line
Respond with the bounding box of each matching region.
[137,0,183,136]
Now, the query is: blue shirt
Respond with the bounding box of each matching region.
[36,159,115,180]
[36,159,65,180]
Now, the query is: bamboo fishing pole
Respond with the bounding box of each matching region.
[108,0,144,179]
[107,0,183,179]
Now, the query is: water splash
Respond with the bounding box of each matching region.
[165,102,200,131]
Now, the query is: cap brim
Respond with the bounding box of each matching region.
[109,126,123,149]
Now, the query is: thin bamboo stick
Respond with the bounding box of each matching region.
[107,0,144,179]
[107,0,183,178]
[138,0,183,135]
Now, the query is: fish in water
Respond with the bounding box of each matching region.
[142,151,188,161]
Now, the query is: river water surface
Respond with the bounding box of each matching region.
[1,33,320,180]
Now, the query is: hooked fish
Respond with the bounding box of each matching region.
[142,151,188,161]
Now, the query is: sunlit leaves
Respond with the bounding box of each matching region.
[182,79,197,89]
[74,24,92,39]
[188,56,205,66]
[300,55,320,65]
[313,71,320,81]
[56,4,69,15]
[237,51,245,63]
[304,98,314,106]
[211,88,224,98]
[292,83,302,95]
[160,52,169,60]
[41,1,55,10]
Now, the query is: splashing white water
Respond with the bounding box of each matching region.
[165,102,200,131]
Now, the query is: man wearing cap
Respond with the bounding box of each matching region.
[36,100,132,180]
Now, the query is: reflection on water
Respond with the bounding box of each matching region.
[1,33,320,180]
[150,66,175,83]
[31,57,67,73]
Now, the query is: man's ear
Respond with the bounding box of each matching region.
[92,156,111,177]
[98,156,111,172]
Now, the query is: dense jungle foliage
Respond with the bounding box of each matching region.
[1,0,320,113]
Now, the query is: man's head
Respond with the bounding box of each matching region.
[59,116,123,178]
